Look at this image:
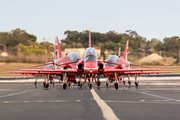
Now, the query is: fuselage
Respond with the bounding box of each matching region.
[83,47,98,74]
[105,55,130,76]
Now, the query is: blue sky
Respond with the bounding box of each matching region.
[1,0,180,43]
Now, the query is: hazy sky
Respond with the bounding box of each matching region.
[1,0,180,43]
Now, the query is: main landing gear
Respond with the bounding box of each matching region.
[114,72,118,90]
[63,83,67,90]
[63,73,68,90]
[89,75,93,89]
[128,81,131,85]
[135,82,138,87]
[77,76,83,88]
[135,74,139,88]
[123,81,125,85]
[45,83,49,88]
[89,84,92,89]
[97,81,101,86]
[34,76,37,85]
[96,74,101,87]
[114,83,118,89]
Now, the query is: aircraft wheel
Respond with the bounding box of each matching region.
[114,83,118,90]
[78,81,80,86]
[68,83,70,87]
[50,81,53,84]
[89,84,92,89]
[128,81,131,85]
[135,82,138,87]
[63,83,67,90]
[45,83,49,88]
[97,81,101,86]
[106,83,108,87]
[80,83,82,88]
[53,82,55,85]
[34,82,37,85]
[123,81,125,85]
[43,82,46,87]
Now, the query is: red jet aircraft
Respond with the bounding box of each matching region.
[103,40,171,89]
[13,30,170,90]
[8,37,83,89]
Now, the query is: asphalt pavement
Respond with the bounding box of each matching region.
[0,77,180,120]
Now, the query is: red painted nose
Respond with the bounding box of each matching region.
[84,68,98,74]
[84,62,98,74]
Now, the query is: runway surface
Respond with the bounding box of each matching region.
[1,78,180,120]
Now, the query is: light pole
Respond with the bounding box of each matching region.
[0,44,6,52]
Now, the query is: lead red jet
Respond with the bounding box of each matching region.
[18,30,170,90]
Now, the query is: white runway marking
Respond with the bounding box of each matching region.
[142,92,179,101]
[90,88,120,120]
[0,91,26,98]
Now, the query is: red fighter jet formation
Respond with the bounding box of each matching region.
[8,30,170,90]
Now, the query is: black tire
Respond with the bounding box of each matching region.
[45,83,49,88]
[135,82,138,87]
[106,83,108,87]
[80,83,82,88]
[50,81,53,84]
[97,81,101,86]
[128,81,131,85]
[43,82,46,87]
[63,83,67,90]
[123,81,125,85]
[89,84,92,89]
[78,81,80,86]
[114,83,118,90]
[53,82,55,85]
[35,82,37,85]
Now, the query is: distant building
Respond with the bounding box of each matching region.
[62,48,101,58]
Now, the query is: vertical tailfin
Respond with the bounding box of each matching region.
[54,36,63,60]
[89,29,91,47]
[118,47,121,58]
[45,51,48,63]
[123,40,129,61]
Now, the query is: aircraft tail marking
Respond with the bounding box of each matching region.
[123,40,129,60]
[54,36,63,59]
[118,47,121,58]
[89,29,91,47]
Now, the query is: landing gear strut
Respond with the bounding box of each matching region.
[106,77,109,87]
[122,75,125,85]
[89,75,93,89]
[114,72,118,89]
[96,74,101,86]
[44,74,49,88]
[135,74,139,88]
[63,73,67,90]
[34,76,37,85]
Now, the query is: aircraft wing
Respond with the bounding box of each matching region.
[21,69,79,74]
[103,68,159,73]
[122,71,171,75]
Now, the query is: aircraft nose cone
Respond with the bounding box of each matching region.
[84,68,98,74]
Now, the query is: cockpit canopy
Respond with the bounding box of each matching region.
[67,52,82,65]
[105,55,119,66]
[84,48,97,62]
